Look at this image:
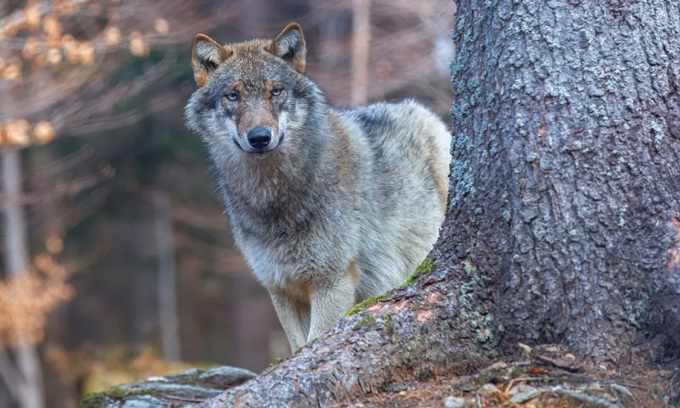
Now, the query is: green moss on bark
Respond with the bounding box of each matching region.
[345,294,388,316]
[345,258,435,317]
[80,388,157,408]
[401,258,435,287]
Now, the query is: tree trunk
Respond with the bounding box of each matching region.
[351,0,371,105]
[445,0,680,366]
[154,190,181,362]
[1,148,46,408]
[197,1,680,406]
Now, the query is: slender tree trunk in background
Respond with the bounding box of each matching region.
[2,150,27,279]
[154,190,181,362]
[1,149,45,408]
[351,0,370,105]
[199,1,680,406]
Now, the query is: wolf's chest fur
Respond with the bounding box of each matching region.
[222,118,365,292]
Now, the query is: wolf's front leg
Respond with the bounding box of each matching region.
[307,267,357,343]
[270,291,309,352]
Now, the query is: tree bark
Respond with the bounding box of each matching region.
[445,0,680,366]
[196,1,680,406]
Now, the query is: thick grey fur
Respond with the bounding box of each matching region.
[185,25,451,351]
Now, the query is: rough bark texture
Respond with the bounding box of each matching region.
[86,1,680,406]
[445,0,680,366]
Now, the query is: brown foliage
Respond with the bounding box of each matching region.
[0,254,73,349]
[0,0,189,147]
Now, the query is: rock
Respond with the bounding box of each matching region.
[80,365,257,408]
[585,382,603,392]
[443,396,468,407]
[610,383,633,397]
[477,383,500,397]
[509,384,539,403]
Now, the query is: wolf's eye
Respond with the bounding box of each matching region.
[271,87,284,97]
[224,91,240,101]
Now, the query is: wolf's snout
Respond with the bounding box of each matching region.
[247,127,272,149]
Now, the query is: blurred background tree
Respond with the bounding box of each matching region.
[0,0,454,406]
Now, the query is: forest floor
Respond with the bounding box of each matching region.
[345,356,678,408]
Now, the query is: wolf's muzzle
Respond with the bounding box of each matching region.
[247,127,272,149]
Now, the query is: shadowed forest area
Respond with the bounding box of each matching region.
[0,1,455,407]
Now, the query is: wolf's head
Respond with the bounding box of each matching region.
[185,23,323,164]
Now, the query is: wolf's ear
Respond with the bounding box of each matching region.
[191,34,231,87]
[271,23,306,73]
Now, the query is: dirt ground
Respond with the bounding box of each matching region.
[338,356,679,408]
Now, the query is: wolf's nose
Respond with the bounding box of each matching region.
[247,127,271,149]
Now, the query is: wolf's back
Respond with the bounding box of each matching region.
[342,99,451,207]
[336,100,452,300]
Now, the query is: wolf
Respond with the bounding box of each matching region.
[185,22,451,352]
